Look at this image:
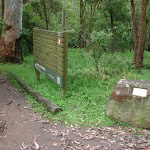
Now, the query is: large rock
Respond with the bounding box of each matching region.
[106,79,150,129]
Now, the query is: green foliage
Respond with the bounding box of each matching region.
[68,29,79,47]
[90,30,112,71]
[66,0,80,47]
[91,30,112,51]
[0,49,149,127]
[22,3,45,54]
[22,0,80,53]
[114,23,133,52]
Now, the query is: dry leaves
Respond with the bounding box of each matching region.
[46,125,150,150]
[19,137,40,150]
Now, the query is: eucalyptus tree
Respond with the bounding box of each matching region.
[131,0,149,68]
[0,0,23,63]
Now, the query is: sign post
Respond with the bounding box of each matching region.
[33,28,68,95]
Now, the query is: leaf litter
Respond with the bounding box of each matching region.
[1,74,150,150]
[45,124,150,150]
[19,137,40,150]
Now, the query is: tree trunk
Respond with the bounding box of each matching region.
[41,0,49,30]
[62,0,66,31]
[23,0,29,4]
[131,0,148,68]
[79,0,86,48]
[86,0,99,52]
[135,0,148,68]
[87,1,98,45]
[0,0,23,64]
[131,0,139,63]
[110,6,114,54]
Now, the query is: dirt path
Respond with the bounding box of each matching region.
[0,74,150,150]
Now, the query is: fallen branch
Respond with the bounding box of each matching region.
[9,72,62,114]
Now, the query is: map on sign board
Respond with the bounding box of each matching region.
[132,88,147,97]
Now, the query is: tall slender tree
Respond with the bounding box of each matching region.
[62,0,67,31]
[79,0,86,48]
[0,0,23,63]
[41,0,49,30]
[131,0,149,68]
[109,0,114,54]
[87,0,100,44]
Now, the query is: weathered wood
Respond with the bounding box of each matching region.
[33,36,65,48]
[33,33,65,43]
[9,72,63,114]
[34,44,64,57]
[62,32,68,95]
[33,28,65,38]
[33,28,68,94]
[34,52,64,68]
[35,59,64,72]
[34,42,64,54]
[34,57,64,75]
[34,50,64,62]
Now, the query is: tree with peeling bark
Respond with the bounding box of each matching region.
[0,0,23,64]
[131,0,149,68]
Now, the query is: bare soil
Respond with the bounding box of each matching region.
[0,74,150,150]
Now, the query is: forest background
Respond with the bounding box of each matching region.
[0,0,150,126]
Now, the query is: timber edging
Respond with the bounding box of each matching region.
[8,72,63,114]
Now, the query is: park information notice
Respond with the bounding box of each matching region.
[33,28,68,95]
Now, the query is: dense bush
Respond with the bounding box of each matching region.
[22,3,45,54]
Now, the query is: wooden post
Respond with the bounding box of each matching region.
[62,32,68,95]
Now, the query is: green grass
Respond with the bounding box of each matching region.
[0,49,150,127]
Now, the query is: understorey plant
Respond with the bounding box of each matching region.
[90,30,112,72]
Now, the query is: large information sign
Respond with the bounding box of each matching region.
[33,28,68,95]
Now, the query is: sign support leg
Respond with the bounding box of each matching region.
[36,69,40,80]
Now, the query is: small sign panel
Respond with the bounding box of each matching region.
[58,39,61,44]
[132,88,147,97]
[57,76,60,85]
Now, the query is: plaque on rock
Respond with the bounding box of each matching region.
[132,88,147,97]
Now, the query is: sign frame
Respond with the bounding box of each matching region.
[33,28,68,95]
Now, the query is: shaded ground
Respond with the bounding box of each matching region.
[0,74,150,150]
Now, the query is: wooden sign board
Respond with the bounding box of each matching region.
[33,28,68,95]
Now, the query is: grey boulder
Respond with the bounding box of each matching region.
[106,79,150,129]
